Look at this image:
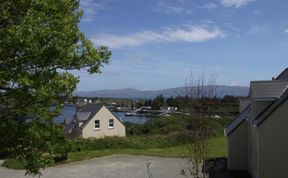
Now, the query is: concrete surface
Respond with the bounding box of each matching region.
[0,155,189,178]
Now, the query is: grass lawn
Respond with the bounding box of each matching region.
[68,136,227,162]
[208,136,227,158]
[68,146,189,162]
[2,137,227,169]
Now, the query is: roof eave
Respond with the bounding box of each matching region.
[225,104,251,136]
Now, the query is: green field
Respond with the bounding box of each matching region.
[3,114,231,170]
[3,136,227,169]
[68,136,227,162]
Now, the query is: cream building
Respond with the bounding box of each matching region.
[64,104,126,138]
[225,68,288,178]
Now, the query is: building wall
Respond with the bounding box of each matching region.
[249,101,272,177]
[258,99,288,178]
[82,107,126,138]
[248,125,258,178]
[228,121,248,171]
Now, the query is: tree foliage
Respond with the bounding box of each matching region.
[150,94,165,110]
[0,0,111,175]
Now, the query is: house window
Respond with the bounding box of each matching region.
[108,119,114,128]
[94,120,100,130]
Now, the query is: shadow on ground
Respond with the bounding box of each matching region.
[204,158,251,178]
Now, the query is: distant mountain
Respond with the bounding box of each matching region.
[74,86,249,99]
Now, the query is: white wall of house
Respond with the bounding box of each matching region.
[82,106,126,138]
[249,100,273,177]
[257,99,288,178]
[248,125,258,178]
[227,121,249,171]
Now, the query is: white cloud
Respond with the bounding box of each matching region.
[220,0,256,8]
[93,25,226,48]
[248,24,270,34]
[200,3,218,10]
[284,29,288,33]
[80,0,111,22]
[152,0,193,14]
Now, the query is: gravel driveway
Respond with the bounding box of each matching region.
[0,155,189,178]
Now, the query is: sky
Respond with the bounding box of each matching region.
[74,0,288,91]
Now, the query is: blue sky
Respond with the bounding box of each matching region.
[74,0,288,91]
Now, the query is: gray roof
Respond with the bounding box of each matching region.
[76,112,91,121]
[79,104,104,129]
[249,80,288,100]
[64,116,74,124]
[64,118,76,133]
[80,104,103,117]
[225,105,251,136]
[276,68,288,80]
[254,88,288,126]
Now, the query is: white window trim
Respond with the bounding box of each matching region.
[108,119,114,129]
[94,120,100,131]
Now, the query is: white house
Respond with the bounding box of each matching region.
[225,68,288,178]
[64,104,126,138]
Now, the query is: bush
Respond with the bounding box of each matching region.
[70,134,188,151]
[2,158,25,170]
[123,122,144,136]
[209,116,234,138]
[124,115,233,138]
[144,116,186,133]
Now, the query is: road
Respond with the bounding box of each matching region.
[0,155,190,178]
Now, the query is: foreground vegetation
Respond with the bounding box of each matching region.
[3,114,232,170]
[68,136,227,161]
[1,0,112,175]
[3,137,227,169]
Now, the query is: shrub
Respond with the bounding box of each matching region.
[2,158,25,170]
[70,134,187,151]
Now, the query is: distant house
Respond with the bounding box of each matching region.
[160,106,177,112]
[225,68,288,178]
[64,104,126,138]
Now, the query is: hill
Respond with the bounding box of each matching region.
[74,86,249,99]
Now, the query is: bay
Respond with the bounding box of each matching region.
[113,112,149,124]
[54,105,149,124]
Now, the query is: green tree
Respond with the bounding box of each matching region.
[151,94,165,110]
[0,0,111,175]
[222,95,238,103]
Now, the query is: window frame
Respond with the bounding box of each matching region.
[108,119,114,129]
[94,120,100,130]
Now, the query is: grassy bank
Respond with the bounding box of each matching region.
[2,136,227,169]
[68,136,227,162]
[3,115,230,170]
